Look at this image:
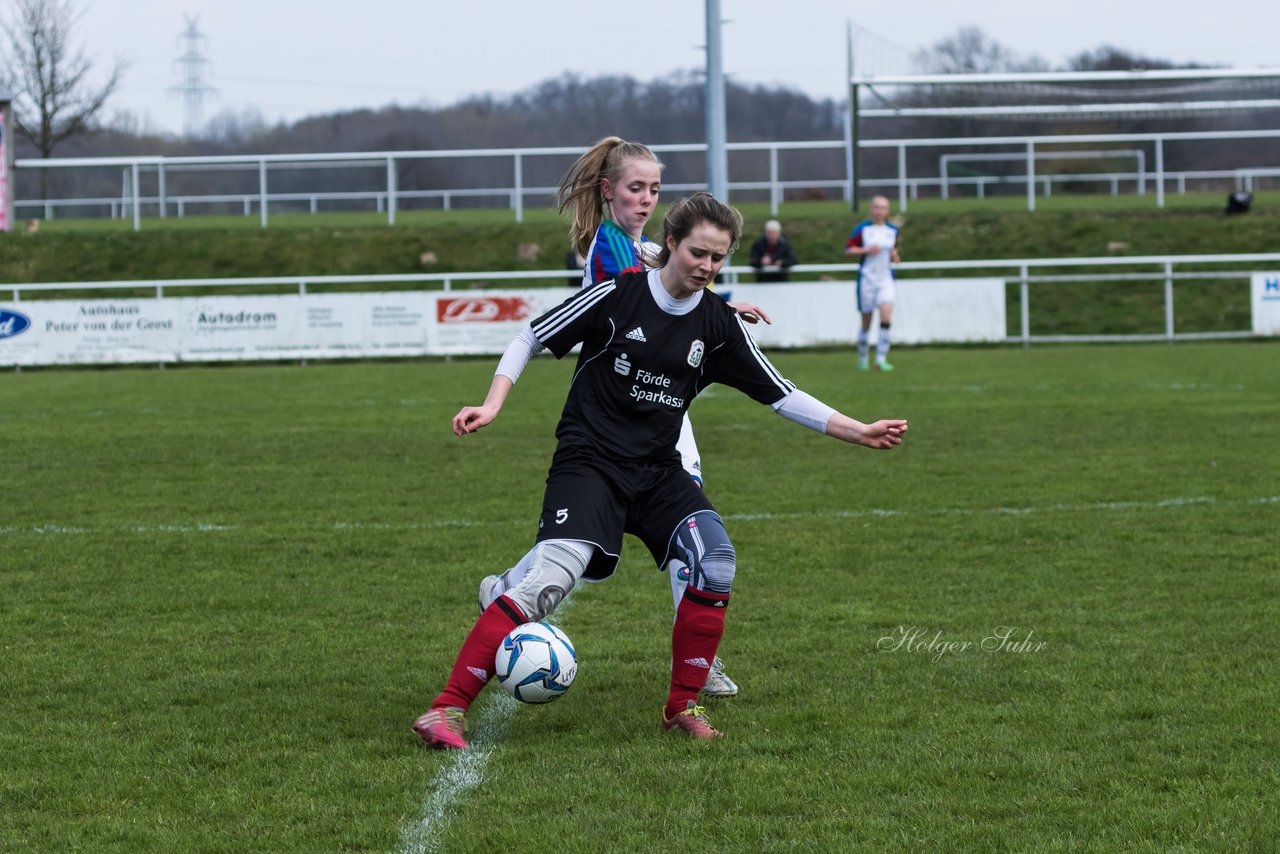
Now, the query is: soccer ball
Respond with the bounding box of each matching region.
[494,621,577,704]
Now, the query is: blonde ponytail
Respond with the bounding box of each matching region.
[557,137,663,255]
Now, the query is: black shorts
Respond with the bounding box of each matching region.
[533,446,716,580]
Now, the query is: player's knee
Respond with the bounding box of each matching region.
[698,542,736,593]
[674,511,736,594]
[506,540,588,620]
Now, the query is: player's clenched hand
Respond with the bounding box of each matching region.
[728,301,772,325]
[860,419,908,449]
[453,405,499,436]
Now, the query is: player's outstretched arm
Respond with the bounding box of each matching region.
[453,325,546,436]
[769,391,905,449]
[452,375,514,437]
[824,413,908,449]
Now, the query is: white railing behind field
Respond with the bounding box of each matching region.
[13,128,1280,229]
[8,252,1279,346]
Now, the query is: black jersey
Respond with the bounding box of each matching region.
[530,269,795,464]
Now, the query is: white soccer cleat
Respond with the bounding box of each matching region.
[477,574,502,614]
[701,656,739,697]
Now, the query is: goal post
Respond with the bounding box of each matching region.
[846,67,1280,210]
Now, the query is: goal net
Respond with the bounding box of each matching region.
[847,68,1280,207]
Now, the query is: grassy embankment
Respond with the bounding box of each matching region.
[3,194,1277,336]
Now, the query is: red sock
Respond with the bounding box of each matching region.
[432,595,526,712]
[667,589,729,719]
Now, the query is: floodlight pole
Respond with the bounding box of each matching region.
[846,22,860,212]
[705,0,728,201]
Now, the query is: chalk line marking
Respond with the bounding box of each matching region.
[2,496,1276,539]
[396,592,579,854]
[397,691,519,854]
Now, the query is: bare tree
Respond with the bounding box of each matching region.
[914,26,1047,74]
[1066,45,1184,72]
[1,0,126,169]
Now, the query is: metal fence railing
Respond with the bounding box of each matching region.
[13,128,1280,229]
[7,253,1277,347]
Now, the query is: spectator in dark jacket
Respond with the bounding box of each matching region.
[748,219,797,282]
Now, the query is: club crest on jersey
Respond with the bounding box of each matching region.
[686,339,705,367]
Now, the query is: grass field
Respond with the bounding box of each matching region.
[2,343,1277,851]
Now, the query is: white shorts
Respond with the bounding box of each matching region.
[857,277,895,314]
[676,413,702,485]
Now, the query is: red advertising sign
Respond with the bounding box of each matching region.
[436,296,532,324]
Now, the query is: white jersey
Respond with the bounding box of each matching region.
[848,220,899,288]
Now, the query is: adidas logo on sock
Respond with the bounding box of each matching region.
[467,666,489,681]
[625,326,647,342]
[683,657,711,669]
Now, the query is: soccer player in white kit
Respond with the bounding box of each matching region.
[845,195,901,372]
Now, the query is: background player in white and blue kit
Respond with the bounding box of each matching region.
[845,195,901,372]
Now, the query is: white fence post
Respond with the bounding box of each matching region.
[387,157,397,226]
[158,164,167,219]
[769,145,780,216]
[1155,138,1165,209]
[1019,264,1030,346]
[131,163,141,231]
[514,153,524,224]
[259,159,269,228]
[1026,142,1036,212]
[897,144,907,212]
[1164,260,1175,340]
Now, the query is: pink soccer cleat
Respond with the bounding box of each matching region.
[662,701,724,740]
[412,706,468,750]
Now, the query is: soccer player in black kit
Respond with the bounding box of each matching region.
[415,193,907,748]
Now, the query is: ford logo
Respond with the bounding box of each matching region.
[0,308,31,339]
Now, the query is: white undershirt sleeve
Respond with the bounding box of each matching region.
[771,389,837,434]
[494,326,545,384]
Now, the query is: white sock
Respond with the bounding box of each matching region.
[857,328,870,362]
[667,558,689,612]
[876,324,891,362]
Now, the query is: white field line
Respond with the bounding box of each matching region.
[397,691,519,854]
[397,592,578,854]
[2,495,1277,538]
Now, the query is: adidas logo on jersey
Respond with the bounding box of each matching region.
[683,657,711,669]
[467,666,489,681]
[625,326,647,342]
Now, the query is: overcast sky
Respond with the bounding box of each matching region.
[63,0,1280,135]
